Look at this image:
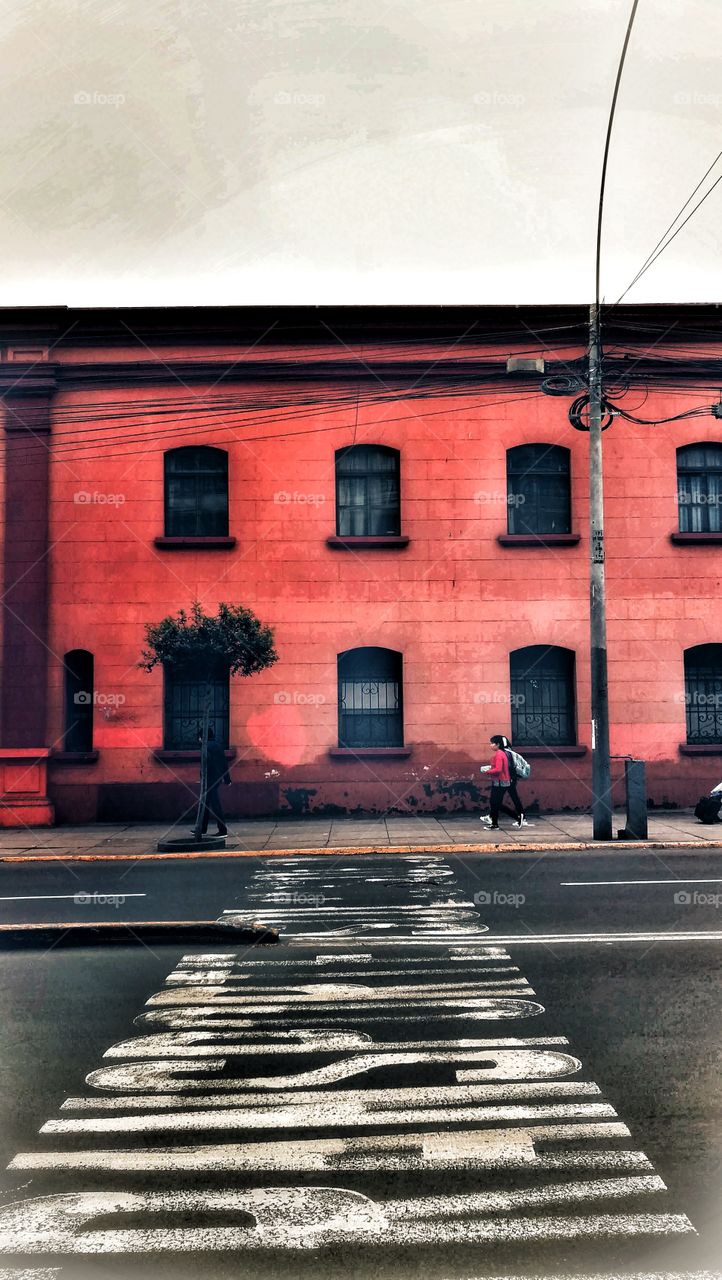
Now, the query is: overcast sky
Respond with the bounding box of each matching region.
[2,0,721,306]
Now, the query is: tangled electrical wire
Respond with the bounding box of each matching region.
[553,368,722,432]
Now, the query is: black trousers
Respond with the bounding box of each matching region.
[489,782,524,824]
[200,784,227,834]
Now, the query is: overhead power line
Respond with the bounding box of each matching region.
[0,388,547,467]
[616,150,722,303]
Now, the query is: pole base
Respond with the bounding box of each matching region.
[157,835,227,853]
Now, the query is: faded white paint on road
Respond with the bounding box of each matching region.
[0,853,698,1271]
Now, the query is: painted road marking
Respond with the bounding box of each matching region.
[0,854,699,1267]
[0,1189,692,1252]
[44,1101,617,1135]
[146,983,540,1007]
[0,894,146,902]
[179,951,509,963]
[444,1274,722,1280]
[561,878,722,887]
[86,1043,576,1092]
[437,930,722,944]
[101,1034,568,1064]
[9,1122,638,1172]
[160,978,532,995]
[165,964,522,982]
[60,1080,602,1111]
[135,1008,542,1028]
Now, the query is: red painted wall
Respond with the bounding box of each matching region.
[2,307,721,821]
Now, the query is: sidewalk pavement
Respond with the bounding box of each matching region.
[0,810,719,861]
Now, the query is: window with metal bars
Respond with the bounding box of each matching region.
[335,445,401,537]
[684,644,722,743]
[163,661,230,750]
[63,649,94,752]
[506,444,571,535]
[510,645,576,746]
[338,647,403,748]
[677,444,722,533]
[164,446,229,537]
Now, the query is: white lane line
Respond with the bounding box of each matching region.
[0,1189,690,1252]
[221,905,476,914]
[136,1009,543,1029]
[0,894,146,902]
[101,1035,573,1062]
[285,935,491,944]
[447,1274,720,1280]
[465,931,722,944]
[159,980,533,998]
[8,1122,634,1172]
[179,953,509,964]
[43,1101,618,1135]
[561,879,722,887]
[165,966,522,983]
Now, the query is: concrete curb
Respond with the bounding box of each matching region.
[0,839,719,863]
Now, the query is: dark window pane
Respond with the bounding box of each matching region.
[336,446,401,536]
[64,650,94,752]
[678,445,722,471]
[337,446,398,474]
[510,645,576,746]
[164,662,230,749]
[684,644,722,743]
[678,446,722,533]
[507,445,571,534]
[338,647,403,747]
[165,447,229,537]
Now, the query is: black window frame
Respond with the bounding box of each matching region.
[676,444,722,534]
[63,649,94,752]
[163,661,230,750]
[164,446,229,538]
[338,647,404,748]
[506,444,572,535]
[684,643,722,744]
[510,645,577,747]
[335,444,401,538]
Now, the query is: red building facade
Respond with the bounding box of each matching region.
[1,305,721,825]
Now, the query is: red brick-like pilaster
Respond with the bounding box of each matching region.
[1,384,54,747]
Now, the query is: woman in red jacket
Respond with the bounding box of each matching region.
[480,733,524,830]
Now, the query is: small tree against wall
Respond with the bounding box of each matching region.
[140,601,278,839]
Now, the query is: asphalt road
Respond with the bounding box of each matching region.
[0,850,721,1278]
[3,848,722,936]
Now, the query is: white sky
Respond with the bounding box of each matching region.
[2,0,722,306]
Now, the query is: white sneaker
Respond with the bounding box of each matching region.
[480,815,494,827]
[516,816,534,827]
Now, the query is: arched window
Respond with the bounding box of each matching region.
[506,444,571,535]
[338,647,403,747]
[64,649,94,752]
[335,445,401,537]
[684,644,722,744]
[163,662,230,750]
[510,645,576,746]
[677,444,722,533]
[164,447,229,537]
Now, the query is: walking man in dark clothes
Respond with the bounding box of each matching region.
[195,725,231,836]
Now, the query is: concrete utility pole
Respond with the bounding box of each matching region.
[588,303,613,840]
[588,0,639,839]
